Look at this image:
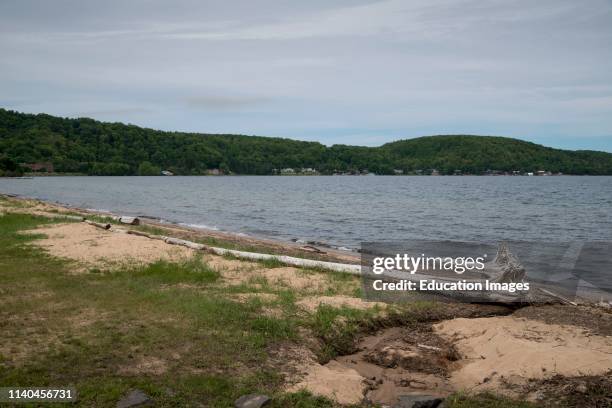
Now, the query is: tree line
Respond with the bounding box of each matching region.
[1,108,612,176]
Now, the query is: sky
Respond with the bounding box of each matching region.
[1,0,612,151]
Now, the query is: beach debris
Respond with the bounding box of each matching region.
[114,216,140,225]
[208,246,361,274]
[84,219,111,230]
[538,288,578,306]
[597,300,612,309]
[493,242,526,283]
[417,344,442,352]
[300,245,326,254]
[123,226,363,274]
[126,230,157,239]
[234,394,271,408]
[394,394,443,408]
[163,236,206,250]
[116,389,152,408]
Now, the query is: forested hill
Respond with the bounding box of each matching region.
[1,108,612,176]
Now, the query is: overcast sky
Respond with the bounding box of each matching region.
[1,0,611,151]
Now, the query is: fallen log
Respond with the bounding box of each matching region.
[207,247,361,274]
[365,243,541,303]
[126,230,152,238]
[164,237,206,250]
[300,245,326,254]
[85,220,111,230]
[122,228,360,274]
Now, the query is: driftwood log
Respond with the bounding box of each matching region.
[126,230,359,273]
[82,219,578,305]
[126,230,153,238]
[164,237,206,250]
[85,220,111,230]
[375,243,574,304]
[207,246,361,274]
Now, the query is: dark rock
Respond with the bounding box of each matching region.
[234,394,271,408]
[116,389,152,408]
[395,394,443,408]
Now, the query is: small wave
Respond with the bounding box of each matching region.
[179,222,220,231]
[85,208,111,213]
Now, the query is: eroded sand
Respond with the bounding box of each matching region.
[434,316,612,390]
[292,314,612,406]
[288,360,367,405]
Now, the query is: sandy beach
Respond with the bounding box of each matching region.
[1,193,611,407]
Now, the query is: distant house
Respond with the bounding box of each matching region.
[20,162,54,173]
[207,168,221,175]
[280,168,295,175]
[161,170,174,176]
[301,167,318,174]
[393,169,404,175]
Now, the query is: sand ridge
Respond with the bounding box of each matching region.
[433,316,612,391]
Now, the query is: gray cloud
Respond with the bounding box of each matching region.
[185,95,271,110]
[0,0,611,150]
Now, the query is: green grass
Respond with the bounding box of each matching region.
[446,392,536,408]
[118,257,220,285]
[310,304,381,362]
[0,212,314,407]
[1,211,538,408]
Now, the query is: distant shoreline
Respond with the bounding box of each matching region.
[11,173,608,178]
[3,109,612,177]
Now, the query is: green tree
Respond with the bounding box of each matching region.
[138,161,161,176]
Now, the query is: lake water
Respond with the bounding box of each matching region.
[1,176,611,248]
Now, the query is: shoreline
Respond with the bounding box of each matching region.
[8,173,612,177]
[1,192,611,406]
[0,192,360,264]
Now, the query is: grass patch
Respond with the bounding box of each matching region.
[309,304,378,362]
[117,257,220,285]
[446,392,536,408]
[0,212,56,235]
[132,223,168,236]
[0,212,303,406]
